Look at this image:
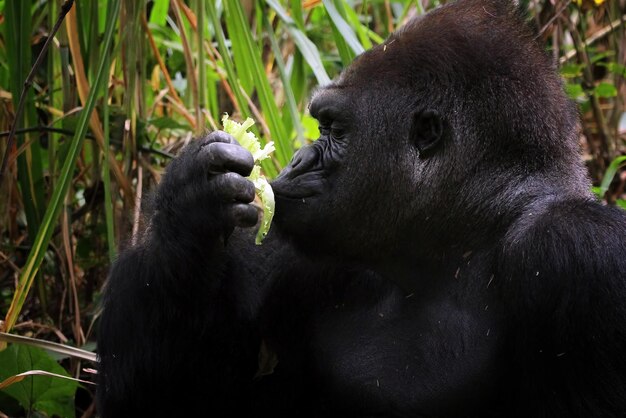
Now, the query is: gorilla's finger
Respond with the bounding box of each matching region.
[200,130,238,146]
[212,172,256,203]
[227,203,259,228]
[201,142,254,176]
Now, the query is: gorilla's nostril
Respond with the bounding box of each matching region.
[291,155,303,168]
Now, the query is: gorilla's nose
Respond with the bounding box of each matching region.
[278,145,319,180]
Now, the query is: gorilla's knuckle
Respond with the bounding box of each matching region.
[229,203,259,228]
[201,130,235,145]
[212,172,253,201]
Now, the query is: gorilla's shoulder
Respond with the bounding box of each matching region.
[501,197,626,297]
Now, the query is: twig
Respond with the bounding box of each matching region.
[61,209,84,347]
[131,164,143,246]
[0,126,95,139]
[0,126,174,158]
[0,0,74,187]
[0,251,21,274]
[536,0,571,40]
[560,15,626,64]
[140,14,192,120]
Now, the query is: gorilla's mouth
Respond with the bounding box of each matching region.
[271,172,325,200]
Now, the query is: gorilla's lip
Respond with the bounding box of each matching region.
[271,176,322,200]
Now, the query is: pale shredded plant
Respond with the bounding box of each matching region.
[222,115,275,245]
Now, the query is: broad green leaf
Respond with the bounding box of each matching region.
[594,82,617,98]
[0,345,78,418]
[565,83,585,100]
[606,63,626,77]
[560,63,584,78]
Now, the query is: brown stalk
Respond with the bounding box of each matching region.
[61,208,84,346]
[65,5,134,203]
[174,2,243,121]
[384,0,394,33]
[141,15,191,115]
[172,0,201,135]
[131,165,143,246]
[204,40,242,116]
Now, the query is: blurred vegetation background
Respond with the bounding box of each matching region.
[0,0,624,416]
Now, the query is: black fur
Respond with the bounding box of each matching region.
[97,0,626,416]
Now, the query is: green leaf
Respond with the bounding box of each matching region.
[606,63,626,77]
[0,345,77,418]
[616,200,626,210]
[589,51,613,64]
[591,186,602,197]
[149,0,170,27]
[560,63,584,78]
[598,156,626,197]
[594,82,617,98]
[564,83,585,100]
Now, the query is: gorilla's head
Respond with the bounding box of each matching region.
[271,0,590,263]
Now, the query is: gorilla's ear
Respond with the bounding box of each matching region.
[410,109,444,155]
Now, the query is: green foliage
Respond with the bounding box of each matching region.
[594,82,618,98]
[596,156,626,198]
[0,345,78,417]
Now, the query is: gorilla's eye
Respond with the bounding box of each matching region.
[318,121,346,141]
[318,123,331,137]
[330,125,346,140]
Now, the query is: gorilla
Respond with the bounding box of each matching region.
[97,0,626,416]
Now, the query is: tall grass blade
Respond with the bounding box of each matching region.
[599,156,626,197]
[3,0,43,238]
[323,0,365,62]
[224,0,291,166]
[2,0,122,336]
[206,2,251,118]
[266,0,331,85]
[264,14,305,147]
[196,0,206,132]
[103,43,116,263]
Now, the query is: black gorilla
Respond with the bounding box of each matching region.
[97,0,626,416]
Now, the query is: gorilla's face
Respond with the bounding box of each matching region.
[271,65,445,261]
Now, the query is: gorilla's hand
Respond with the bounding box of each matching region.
[153,131,259,242]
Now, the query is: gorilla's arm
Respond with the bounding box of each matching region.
[97,132,276,416]
[502,199,626,415]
